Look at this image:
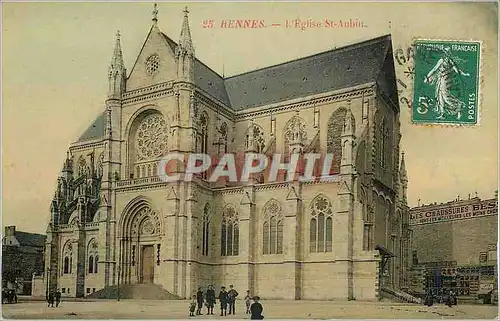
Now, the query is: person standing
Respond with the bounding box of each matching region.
[47,291,55,308]
[205,285,216,315]
[196,287,204,315]
[55,289,61,307]
[250,296,264,320]
[189,295,197,317]
[244,290,252,314]
[227,284,239,315]
[219,286,228,316]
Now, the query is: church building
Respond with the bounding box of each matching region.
[41,5,412,300]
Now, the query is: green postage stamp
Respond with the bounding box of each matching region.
[412,40,481,125]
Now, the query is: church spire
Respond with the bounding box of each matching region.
[108,30,126,98]
[178,6,194,56]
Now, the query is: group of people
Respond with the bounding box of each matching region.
[424,289,457,307]
[189,284,264,319]
[2,289,18,304]
[46,290,62,308]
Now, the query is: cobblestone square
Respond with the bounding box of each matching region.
[2,300,498,319]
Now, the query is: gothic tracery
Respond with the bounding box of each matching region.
[221,204,239,256]
[263,199,283,255]
[309,194,333,253]
[136,113,168,161]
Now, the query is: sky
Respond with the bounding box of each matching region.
[2,2,498,234]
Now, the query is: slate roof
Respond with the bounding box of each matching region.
[76,34,394,142]
[77,111,106,142]
[14,231,46,248]
[225,35,392,110]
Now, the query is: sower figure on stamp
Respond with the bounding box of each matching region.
[196,287,204,315]
[424,47,470,120]
[205,285,216,315]
[219,286,228,316]
[227,284,239,315]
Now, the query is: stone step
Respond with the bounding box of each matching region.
[86,284,182,300]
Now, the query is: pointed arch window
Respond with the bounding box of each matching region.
[379,117,389,169]
[263,199,284,255]
[94,255,99,273]
[87,239,98,274]
[62,242,73,275]
[202,203,211,256]
[219,123,229,154]
[221,204,239,256]
[197,113,209,179]
[63,257,70,274]
[326,108,347,174]
[310,195,333,253]
[88,256,94,274]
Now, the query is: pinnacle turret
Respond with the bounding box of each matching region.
[108,30,126,98]
[400,151,408,183]
[177,7,194,56]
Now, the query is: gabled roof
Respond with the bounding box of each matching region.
[225,35,392,110]
[77,111,106,142]
[75,34,395,143]
[13,231,46,248]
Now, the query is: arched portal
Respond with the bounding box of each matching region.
[118,197,163,285]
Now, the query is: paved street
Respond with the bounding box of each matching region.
[2,299,498,319]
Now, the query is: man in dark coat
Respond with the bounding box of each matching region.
[219,286,228,316]
[196,287,204,315]
[250,296,264,320]
[205,285,216,315]
[227,284,239,315]
[55,289,61,307]
[47,292,55,308]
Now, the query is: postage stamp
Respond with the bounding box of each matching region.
[412,40,481,125]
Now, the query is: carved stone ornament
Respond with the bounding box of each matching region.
[136,114,168,161]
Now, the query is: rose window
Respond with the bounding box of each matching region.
[146,54,160,75]
[136,114,168,160]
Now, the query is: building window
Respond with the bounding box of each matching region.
[379,117,389,170]
[88,256,94,274]
[309,194,333,253]
[62,288,66,293]
[202,203,211,256]
[197,112,209,179]
[92,288,96,293]
[63,257,70,274]
[94,255,99,273]
[86,288,90,294]
[263,199,284,255]
[327,107,352,174]
[219,123,228,154]
[221,204,239,256]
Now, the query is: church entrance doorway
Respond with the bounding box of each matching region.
[140,245,155,284]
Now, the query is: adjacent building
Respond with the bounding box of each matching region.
[2,226,46,294]
[409,194,498,299]
[38,5,411,300]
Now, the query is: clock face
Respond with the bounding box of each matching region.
[145,53,160,76]
[394,45,415,110]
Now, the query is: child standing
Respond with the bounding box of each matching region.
[244,290,252,314]
[189,295,197,317]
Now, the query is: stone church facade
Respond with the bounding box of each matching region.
[42,7,411,300]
